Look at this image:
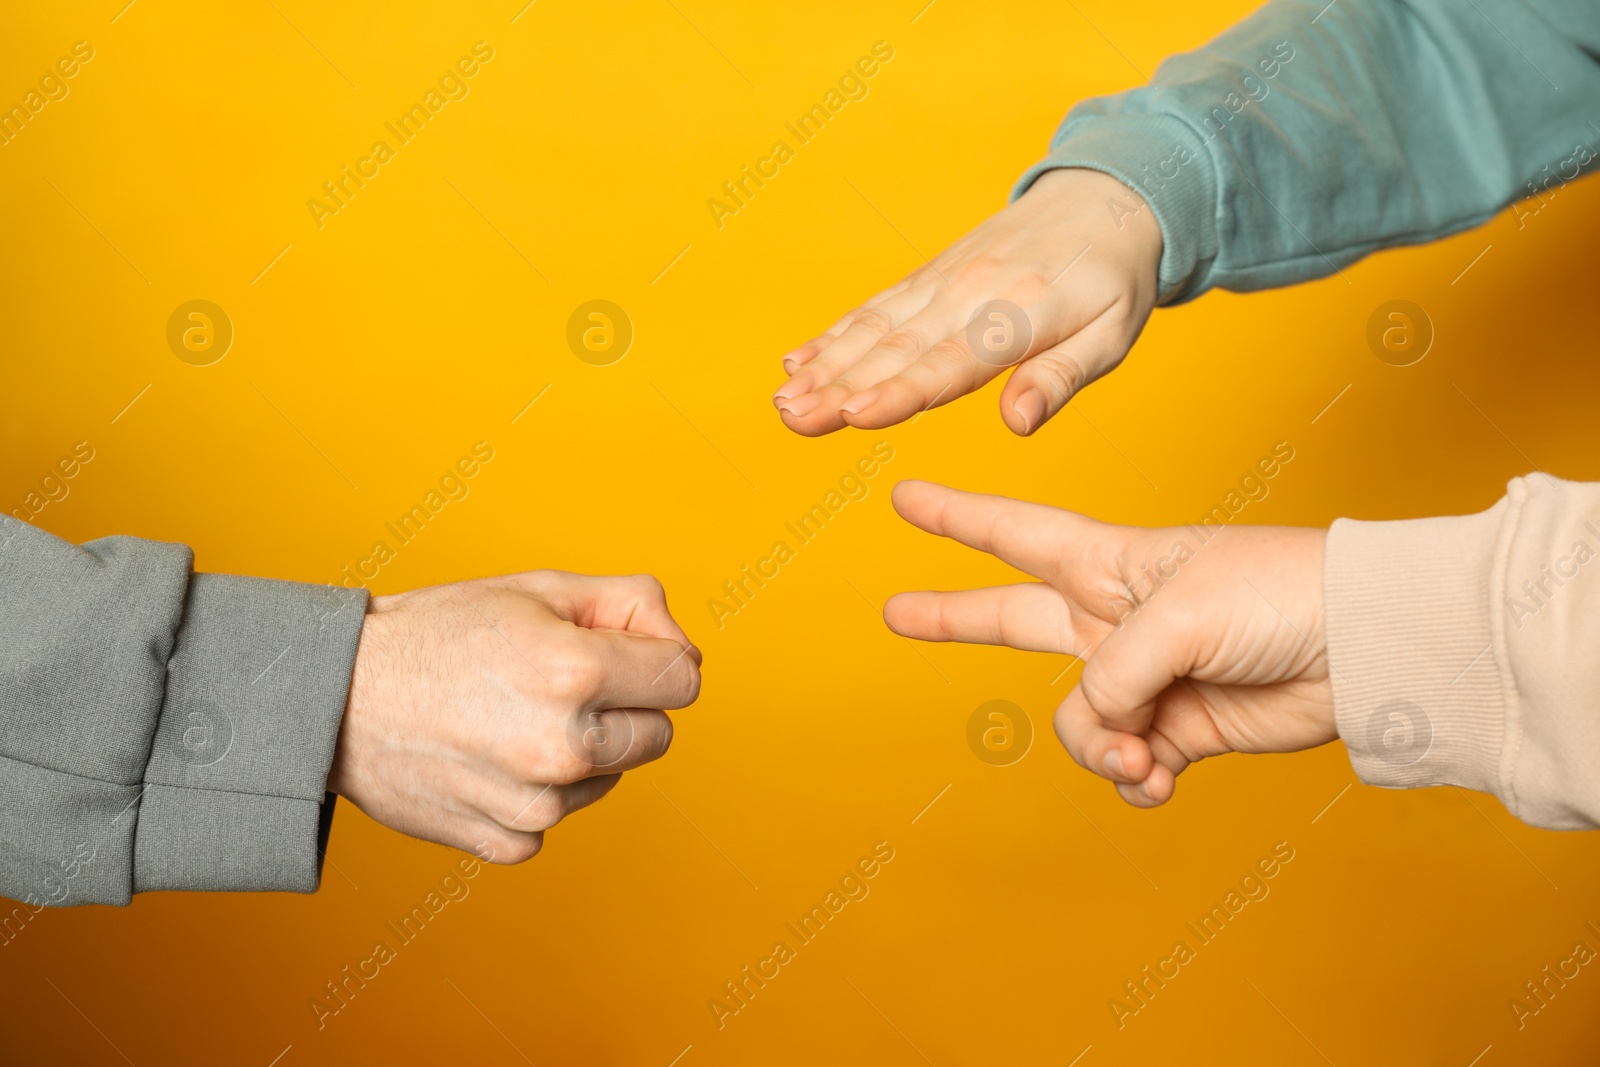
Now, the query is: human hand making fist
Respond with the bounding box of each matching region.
[773,168,1163,437]
[882,481,1335,806]
[327,571,702,861]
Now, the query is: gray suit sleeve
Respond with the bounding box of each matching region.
[0,514,368,908]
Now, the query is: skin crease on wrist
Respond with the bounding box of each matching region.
[772,167,1165,438]
[879,480,1337,808]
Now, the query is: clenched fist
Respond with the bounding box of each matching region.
[327,571,702,861]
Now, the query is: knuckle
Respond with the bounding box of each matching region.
[551,740,596,784]
[794,353,845,387]
[549,647,607,705]
[924,339,978,376]
[482,829,543,865]
[953,255,1006,288]
[679,667,702,706]
[1032,353,1086,400]
[510,788,566,832]
[871,329,923,359]
[850,308,894,336]
[502,833,544,865]
[512,730,592,784]
[521,568,565,589]
[1075,662,1122,718]
[574,708,636,771]
[1007,274,1052,305]
[629,573,666,599]
[947,255,1011,292]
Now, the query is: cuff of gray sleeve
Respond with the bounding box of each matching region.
[132,787,336,893]
[132,574,367,895]
[1325,501,1513,798]
[1011,113,1218,305]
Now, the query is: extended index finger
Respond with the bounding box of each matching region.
[891,480,1093,580]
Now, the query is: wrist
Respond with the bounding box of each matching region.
[1012,112,1215,303]
[327,599,386,796]
[1027,167,1162,296]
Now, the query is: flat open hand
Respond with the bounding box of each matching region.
[328,571,702,862]
[882,481,1334,806]
[773,168,1162,437]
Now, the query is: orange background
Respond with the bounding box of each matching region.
[4,1,1600,1064]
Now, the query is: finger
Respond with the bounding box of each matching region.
[568,707,674,774]
[1114,727,1188,807]
[513,572,701,662]
[781,277,916,374]
[594,574,699,657]
[1144,724,1194,781]
[775,287,933,404]
[470,828,544,865]
[497,773,623,833]
[891,479,1098,579]
[584,629,702,710]
[999,308,1131,436]
[834,302,972,401]
[798,308,976,433]
[838,333,999,430]
[883,584,1073,652]
[559,772,622,815]
[1053,683,1153,786]
[1114,763,1176,808]
[843,284,1117,431]
[1076,605,1195,736]
[520,706,673,783]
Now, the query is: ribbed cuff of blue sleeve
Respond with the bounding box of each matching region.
[1011,112,1219,305]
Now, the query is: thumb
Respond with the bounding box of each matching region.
[1077,603,1193,737]
[999,311,1130,436]
[1053,604,1192,799]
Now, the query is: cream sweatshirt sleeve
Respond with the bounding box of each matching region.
[1326,475,1600,829]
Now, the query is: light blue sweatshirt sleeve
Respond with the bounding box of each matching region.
[1014,0,1600,304]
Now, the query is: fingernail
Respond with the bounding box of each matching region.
[779,393,823,418]
[1103,748,1125,777]
[782,356,799,375]
[1013,388,1048,436]
[839,388,879,416]
[773,381,805,403]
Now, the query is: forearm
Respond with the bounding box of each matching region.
[0,515,366,906]
[1016,0,1600,303]
[1326,475,1600,829]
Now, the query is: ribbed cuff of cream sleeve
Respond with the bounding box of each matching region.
[1324,498,1516,798]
